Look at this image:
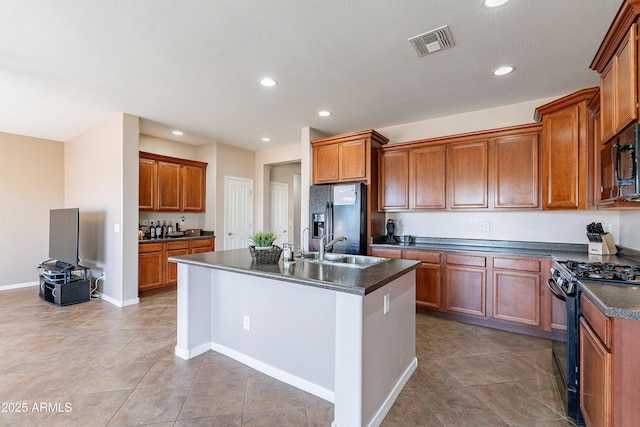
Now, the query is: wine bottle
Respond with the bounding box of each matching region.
[150,221,156,238]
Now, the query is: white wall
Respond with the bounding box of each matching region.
[619,210,640,250]
[375,95,635,248]
[0,132,64,287]
[65,113,139,305]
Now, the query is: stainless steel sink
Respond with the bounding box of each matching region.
[301,252,389,268]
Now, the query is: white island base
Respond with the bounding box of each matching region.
[174,263,417,427]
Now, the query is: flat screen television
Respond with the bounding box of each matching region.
[49,208,80,269]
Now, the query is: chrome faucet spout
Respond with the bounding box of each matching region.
[319,234,347,261]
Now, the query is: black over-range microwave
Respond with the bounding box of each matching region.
[613,123,640,201]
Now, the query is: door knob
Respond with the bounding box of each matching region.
[228,232,234,236]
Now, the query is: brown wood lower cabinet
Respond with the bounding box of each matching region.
[139,237,215,292]
[404,250,442,310]
[139,242,165,291]
[492,256,541,326]
[578,293,640,427]
[371,247,553,338]
[444,253,486,316]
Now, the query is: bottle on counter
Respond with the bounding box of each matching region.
[150,221,156,238]
[176,222,180,232]
[161,220,167,238]
[167,223,173,234]
[155,222,161,239]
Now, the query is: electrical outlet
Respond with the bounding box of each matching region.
[482,222,490,232]
[181,216,186,225]
[142,219,148,226]
[383,294,390,315]
[603,224,612,233]
[243,315,250,330]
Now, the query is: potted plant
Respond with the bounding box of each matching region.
[249,231,278,250]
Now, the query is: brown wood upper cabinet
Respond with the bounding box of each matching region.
[139,152,207,212]
[311,130,388,184]
[535,88,597,210]
[599,24,637,143]
[378,124,540,211]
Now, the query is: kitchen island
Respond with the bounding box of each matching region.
[169,249,420,427]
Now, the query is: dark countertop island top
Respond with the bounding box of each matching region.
[579,281,640,321]
[169,248,420,296]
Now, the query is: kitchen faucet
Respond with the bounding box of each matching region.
[319,234,347,261]
[301,227,310,257]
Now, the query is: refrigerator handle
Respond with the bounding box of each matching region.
[326,201,333,239]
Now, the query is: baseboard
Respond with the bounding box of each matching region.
[367,356,418,427]
[0,281,39,292]
[96,292,139,308]
[210,341,335,403]
[175,342,212,360]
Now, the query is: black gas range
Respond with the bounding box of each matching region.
[548,258,640,425]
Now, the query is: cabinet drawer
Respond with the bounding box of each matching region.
[580,293,611,349]
[493,257,541,272]
[403,250,441,264]
[446,253,486,267]
[191,238,214,248]
[166,241,190,250]
[370,248,402,259]
[139,242,164,253]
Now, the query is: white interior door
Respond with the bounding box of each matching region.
[270,182,288,247]
[224,176,253,250]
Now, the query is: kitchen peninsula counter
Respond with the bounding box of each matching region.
[169,249,419,427]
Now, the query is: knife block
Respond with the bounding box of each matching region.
[588,233,617,255]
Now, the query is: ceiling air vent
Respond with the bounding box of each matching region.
[408,25,455,57]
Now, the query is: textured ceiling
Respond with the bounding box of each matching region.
[0,0,621,150]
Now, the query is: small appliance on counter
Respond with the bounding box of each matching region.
[586,222,617,255]
[385,219,396,243]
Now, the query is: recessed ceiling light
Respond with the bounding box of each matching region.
[259,77,277,87]
[172,130,184,136]
[483,0,511,8]
[318,110,331,117]
[261,137,271,142]
[492,65,515,76]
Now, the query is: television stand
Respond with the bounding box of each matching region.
[38,260,90,306]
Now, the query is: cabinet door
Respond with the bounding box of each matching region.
[613,24,637,133]
[492,270,541,326]
[416,263,442,310]
[600,62,616,143]
[139,243,165,291]
[493,133,539,209]
[448,140,488,208]
[444,254,486,317]
[182,164,206,212]
[340,139,367,181]
[412,145,446,209]
[370,248,402,258]
[191,238,214,253]
[313,144,340,183]
[157,161,181,211]
[541,104,585,209]
[139,158,156,210]
[580,317,612,427]
[444,265,486,316]
[600,139,616,202]
[404,250,442,310]
[379,150,409,210]
[166,241,190,286]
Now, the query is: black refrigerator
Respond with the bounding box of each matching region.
[309,182,367,255]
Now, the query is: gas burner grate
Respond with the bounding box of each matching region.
[562,260,640,284]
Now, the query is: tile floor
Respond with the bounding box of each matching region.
[0,287,575,426]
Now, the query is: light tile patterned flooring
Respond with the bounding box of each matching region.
[0,287,575,426]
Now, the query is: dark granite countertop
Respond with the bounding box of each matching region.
[579,281,640,321]
[168,248,420,296]
[371,236,640,264]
